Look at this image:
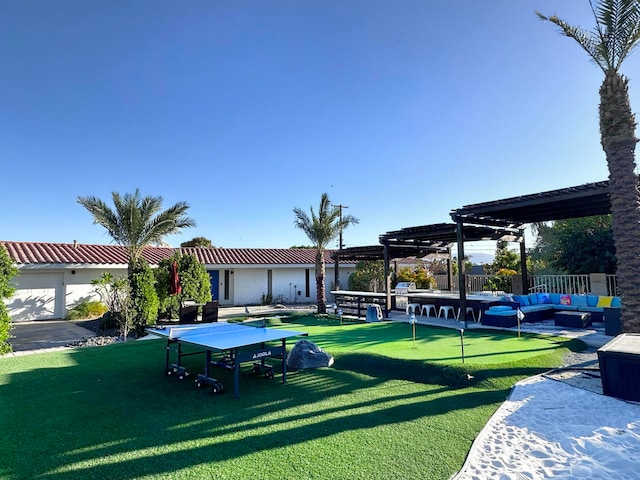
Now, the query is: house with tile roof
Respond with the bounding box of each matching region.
[1,241,355,322]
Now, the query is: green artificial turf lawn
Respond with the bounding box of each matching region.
[0,315,583,480]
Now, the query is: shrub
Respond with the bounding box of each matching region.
[396,264,437,289]
[0,245,18,354]
[348,260,385,292]
[261,293,273,305]
[65,301,108,320]
[155,253,211,319]
[129,258,159,336]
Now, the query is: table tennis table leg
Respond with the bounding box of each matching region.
[195,350,224,394]
[281,339,287,384]
[233,347,240,398]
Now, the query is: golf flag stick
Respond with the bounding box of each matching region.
[459,328,465,363]
[410,313,417,348]
[516,309,525,338]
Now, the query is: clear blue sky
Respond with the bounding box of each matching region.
[1,1,636,255]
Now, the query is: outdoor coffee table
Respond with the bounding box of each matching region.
[554,311,592,328]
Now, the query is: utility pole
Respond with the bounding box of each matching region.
[331,203,348,290]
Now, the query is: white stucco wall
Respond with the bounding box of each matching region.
[6,263,355,321]
[7,266,127,322]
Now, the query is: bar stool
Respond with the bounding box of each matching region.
[458,307,477,322]
[420,304,436,317]
[406,303,421,316]
[438,305,457,320]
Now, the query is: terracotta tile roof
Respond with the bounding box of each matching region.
[0,241,348,266]
[179,247,334,265]
[0,241,174,265]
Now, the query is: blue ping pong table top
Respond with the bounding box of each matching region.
[146,323,307,351]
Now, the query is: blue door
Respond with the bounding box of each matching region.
[208,270,219,301]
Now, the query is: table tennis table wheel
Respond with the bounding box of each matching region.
[252,365,261,375]
[211,382,224,394]
[195,379,204,389]
[265,369,274,379]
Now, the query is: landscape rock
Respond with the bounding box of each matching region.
[66,336,121,348]
[286,339,334,370]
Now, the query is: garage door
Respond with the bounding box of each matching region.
[7,272,63,322]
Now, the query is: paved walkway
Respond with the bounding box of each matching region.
[3,304,317,357]
[6,320,97,356]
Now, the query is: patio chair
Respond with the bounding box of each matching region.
[202,301,219,323]
[179,305,198,324]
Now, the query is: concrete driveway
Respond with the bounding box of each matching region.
[7,320,96,355]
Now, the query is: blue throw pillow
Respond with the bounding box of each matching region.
[549,293,562,304]
[527,293,539,305]
[586,295,599,307]
[611,297,622,308]
[537,293,551,304]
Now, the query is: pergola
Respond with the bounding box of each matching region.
[334,222,521,310]
[335,179,615,324]
[450,180,614,325]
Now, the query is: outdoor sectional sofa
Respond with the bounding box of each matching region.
[481,292,621,327]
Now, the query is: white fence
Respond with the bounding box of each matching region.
[434,274,618,296]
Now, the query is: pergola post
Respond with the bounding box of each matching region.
[383,240,392,313]
[519,228,528,294]
[456,218,467,329]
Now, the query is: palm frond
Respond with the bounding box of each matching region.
[536,11,610,71]
[78,189,195,260]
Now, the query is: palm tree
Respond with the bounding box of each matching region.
[293,193,358,313]
[78,189,196,263]
[537,0,640,332]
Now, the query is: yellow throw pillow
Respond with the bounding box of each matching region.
[597,296,613,307]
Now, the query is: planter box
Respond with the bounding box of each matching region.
[597,333,640,402]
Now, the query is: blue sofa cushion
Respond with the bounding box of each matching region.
[527,293,539,305]
[611,297,622,308]
[521,305,553,313]
[571,295,588,307]
[554,304,579,311]
[549,293,562,304]
[513,295,529,306]
[489,305,513,312]
[485,309,516,316]
[586,295,599,307]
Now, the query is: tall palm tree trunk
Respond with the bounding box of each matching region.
[315,250,327,314]
[599,72,640,332]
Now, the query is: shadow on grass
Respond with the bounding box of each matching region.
[0,338,519,480]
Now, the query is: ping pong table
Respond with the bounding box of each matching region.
[146,322,307,398]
